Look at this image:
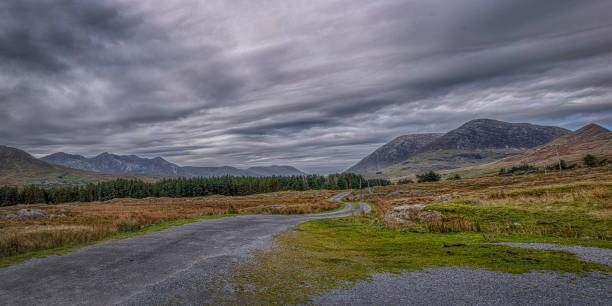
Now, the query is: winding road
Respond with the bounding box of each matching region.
[0,192,366,306]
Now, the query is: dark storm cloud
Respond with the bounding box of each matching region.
[1,0,612,174]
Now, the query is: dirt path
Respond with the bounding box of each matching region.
[0,192,364,306]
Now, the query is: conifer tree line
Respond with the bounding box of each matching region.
[0,174,390,207]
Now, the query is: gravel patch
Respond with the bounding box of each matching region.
[312,267,612,306]
[496,243,612,266]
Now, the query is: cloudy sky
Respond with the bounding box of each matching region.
[1,0,612,174]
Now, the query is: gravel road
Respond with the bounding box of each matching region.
[313,267,612,306]
[495,242,612,266]
[0,192,364,306]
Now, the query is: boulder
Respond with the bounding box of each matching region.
[472,200,486,205]
[4,209,45,220]
[383,213,417,226]
[417,210,443,223]
[434,195,453,202]
[393,204,426,211]
[385,204,443,226]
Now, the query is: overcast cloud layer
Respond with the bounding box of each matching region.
[2,0,612,174]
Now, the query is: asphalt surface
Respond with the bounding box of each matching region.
[0,191,364,306]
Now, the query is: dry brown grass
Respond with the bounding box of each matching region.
[358,168,612,240]
[0,190,338,259]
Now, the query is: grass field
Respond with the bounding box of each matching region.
[0,190,339,266]
[213,167,612,304]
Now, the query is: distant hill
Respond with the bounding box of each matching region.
[246,165,307,177]
[0,146,123,186]
[42,152,307,177]
[482,123,612,169]
[368,119,570,177]
[181,166,253,178]
[43,152,183,176]
[345,134,443,173]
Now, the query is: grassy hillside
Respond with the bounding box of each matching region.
[0,146,139,186]
[443,123,612,178]
[366,148,522,177]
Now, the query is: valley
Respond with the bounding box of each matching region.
[2,118,611,305]
[2,166,609,304]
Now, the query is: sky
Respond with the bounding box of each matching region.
[1,0,612,174]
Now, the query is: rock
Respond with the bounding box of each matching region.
[391,205,426,221]
[434,195,453,202]
[417,210,443,223]
[385,204,443,226]
[4,209,45,220]
[3,214,18,220]
[383,212,417,227]
[472,200,486,205]
[513,222,522,226]
[49,213,67,219]
[394,204,426,212]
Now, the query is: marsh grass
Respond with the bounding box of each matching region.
[0,190,340,265]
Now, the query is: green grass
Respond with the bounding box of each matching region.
[419,184,612,242]
[212,216,610,304]
[0,214,237,268]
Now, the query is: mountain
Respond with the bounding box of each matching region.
[0,146,123,186]
[369,119,570,177]
[42,152,308,177]
[488,123,612,169]
[419,119,570,151]
[346,133,444,173]
[246,165,307,177]
[42,152,182,176]
[181,166,254,178]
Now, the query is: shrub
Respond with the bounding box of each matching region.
[583,154,598,167]
[448,174,461,180]
[546,159,575,171]
[416,171,441,183]
[397,178,413,185]
[507,165,536,174]
[227,205,239,214]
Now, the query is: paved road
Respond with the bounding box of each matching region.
[0,192,363,306]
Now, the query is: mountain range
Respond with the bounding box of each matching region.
[41,152,307,178]
[349,119,571,177]
[0,146,127,186]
